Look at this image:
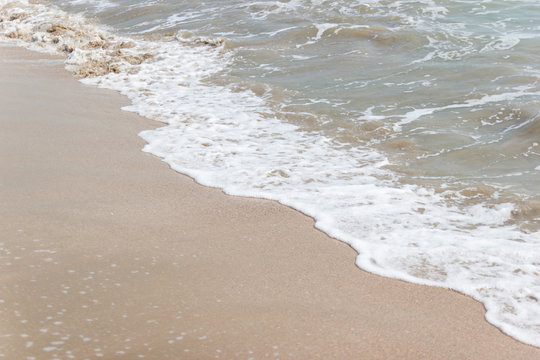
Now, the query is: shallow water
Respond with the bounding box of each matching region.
[1,0,539,347]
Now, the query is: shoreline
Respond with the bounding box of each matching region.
[1,44,539,359]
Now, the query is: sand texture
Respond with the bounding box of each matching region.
[1,45,539,359]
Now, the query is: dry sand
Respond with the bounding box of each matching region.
[1,44,539,359]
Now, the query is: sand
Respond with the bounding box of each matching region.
[1,44,539,359]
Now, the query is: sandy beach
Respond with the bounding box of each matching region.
[1,44,539,359]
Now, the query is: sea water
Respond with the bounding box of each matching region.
[1,0,539,347]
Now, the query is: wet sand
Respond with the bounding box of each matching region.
[1,44,539,359]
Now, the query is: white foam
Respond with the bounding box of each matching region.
[66,0,116,11]
[394,86,540,129]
